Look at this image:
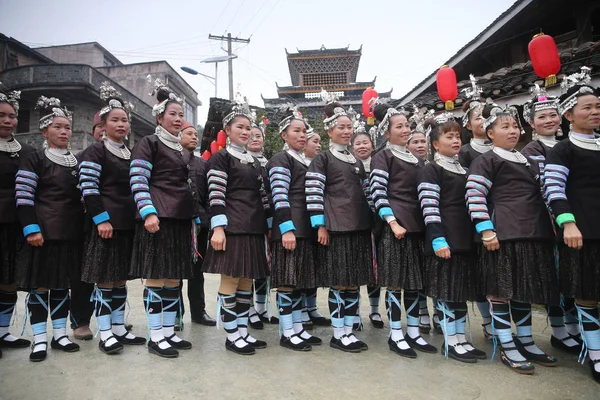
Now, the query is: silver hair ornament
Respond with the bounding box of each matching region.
[559,66,595,115]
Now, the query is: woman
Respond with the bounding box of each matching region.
[0,88,34,357]
[544,67,600,382]
[15,96,82,362]
[370,105,436,359]
[246,122,277,329]
[417,113,486,363]
[467,103,558,374]
[407,132,428,161]
[79,83,146,355]
[129,80,196,358]
[459,75,494,337]
[299,128,329,329]
[351,130,383,330]
[521,85,581,354]
[306,95,373,353]
[268,107,322,351]
[203,101,270,356]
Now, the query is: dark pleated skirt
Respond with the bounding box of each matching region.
[558,240,600,301]
[81,228,134,284]
[478,240,559,305]
[376,227,424,290]
[203,233,269,279]
[316,230,374,287]
[424,252,477,302]
[270,238,317,289]
[15,240,82,289]
[130,219,193,279]
[0,222,24,285]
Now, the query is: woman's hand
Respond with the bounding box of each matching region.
[390,221,407,240]
[97,222,113,239]
[482,230,499,251]
[282,231,296,251]
[144,214,160,234]
[435,247,451,259]
[211,226,227,251]
[563,222,583,250]
[317,226,329,246]
[27,232,44,247]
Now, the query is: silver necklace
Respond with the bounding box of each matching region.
[286,148,308,166]
[386,142,419,165]
[493,147,529,165]
[470,138,493,154]
[227,143,255,164]
[45,148,78,167]
[329,143,356,164]
[155,125,182,152]
[434,153,466,175]
[104,139,131,160]
[569,132,600,152]
[536,135,558,148]
[248,151,268,167]
[0,136,21,154]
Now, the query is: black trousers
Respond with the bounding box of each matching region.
[69,279,94,329]
[179,227,208,319]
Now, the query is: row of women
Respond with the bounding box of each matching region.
[0,66,598,381]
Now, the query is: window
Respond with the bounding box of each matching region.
[184,102,196,126]
[16,110,30,133]
[305,91,344,99]
[301,72,348,87]
[103,56,116,67]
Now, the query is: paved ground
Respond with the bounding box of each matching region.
[1,275,598,400]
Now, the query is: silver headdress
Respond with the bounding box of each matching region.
[461,74,484,127]
[559,66,594,115]
[277,103,307,134]
[434,111,456,125]
[409,105,434,136]
[483,104,520,131]
[147,75,183,116]
[36,96,72,130]
[321,89,348,130]
[377,107,406,135]
[522,84,559,124]
[347,106,366,134]
[306,125,315,139]
[0,82,21,116]
[222,93,253,127]
[99,81,134,119]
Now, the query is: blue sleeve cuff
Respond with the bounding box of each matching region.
[194,217,201,224]
[310,215,326,228]
[211,215,228,229]
[23,224,41,237]
[279,220,296,235]
[267,217,273,230]
[432,237,449,252]
[476,220,495,234]
[92,211,110,225]
[378,206,394,220]
[140,206,157,220]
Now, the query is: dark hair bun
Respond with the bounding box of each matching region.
[558,84,598,104]
[156,87,171,103]
[324,101,344,118]
[373,104,392,122]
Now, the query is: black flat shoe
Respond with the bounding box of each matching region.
[192,311,217,327]
[50,336,80,352]
[225,337,255,355]
[257,311,278,324]
[460,342,487,359]
[419,316,431,334]
[148,339,179,358]
[298,331,322,345]
[514,338,557,367]
[99,338,124,355]
[589,359,600,383]
[387,337,417,359]
[165,334,192,350]
[249,312,264,330]
[550,335,582,355]
[243,334,267,349]
[369,313,384,329]
[353,321,363,331]
[433,320,442,334]
[441,342,477,363]
[500,347,534,375]
[348,333,368,351]
[280,335,312,351]
[114,333,146,346]
[302,320,314,330]
[405,335,437,353]
[29,342,47,362]
[0,333,31,348]
[329,336,362,353]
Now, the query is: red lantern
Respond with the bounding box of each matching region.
[528,33,561,87]
[210,140,219,155]
[362,87,378,125]
[201,150,211,160]
[216,130,227,147]
[436,65,458,110]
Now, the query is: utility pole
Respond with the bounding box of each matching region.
[208,33,250,100]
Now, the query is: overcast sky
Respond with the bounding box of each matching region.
[1,0,516,122]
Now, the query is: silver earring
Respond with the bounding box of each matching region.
[557,127,563,137]
[101,130,107,140]
[532,130,538,141]
[67,141,72,151]
[43,139,48,149]
[569,123,573,133]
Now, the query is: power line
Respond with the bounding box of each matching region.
[237,0,269,36]
[208,33,250,100]
[223,0,246,33]
[209,0,233,32]
[247,0,281,38]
